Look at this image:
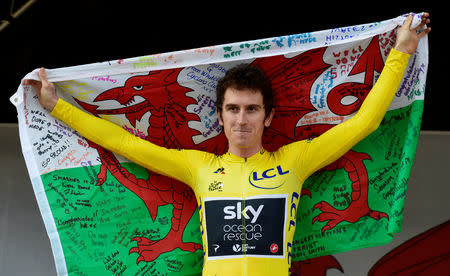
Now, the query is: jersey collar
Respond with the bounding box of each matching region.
[223,148,268,163]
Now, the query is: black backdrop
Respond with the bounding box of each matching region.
[1,1,446,130]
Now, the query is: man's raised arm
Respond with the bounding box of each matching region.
[23,68,205,187]
[297,13,431,178]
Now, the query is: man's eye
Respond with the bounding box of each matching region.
[247,106,259,112]
[133,86,144,91]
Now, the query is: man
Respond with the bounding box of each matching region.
[25,14,430,275]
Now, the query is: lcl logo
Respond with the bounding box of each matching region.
[248,165,289,189]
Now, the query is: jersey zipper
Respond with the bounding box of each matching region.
[242,157,247,276]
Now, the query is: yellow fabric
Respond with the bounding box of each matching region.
[51,49,410,275]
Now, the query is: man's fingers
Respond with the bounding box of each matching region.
[416,15,430,30]
[22,78,42,91]
[417,13,431,38]
[22,79,35,85]
[403,14,413,28]
[38,67,56,92]
[418,27,431,38]
[38,67,49,85]
[23,68,48,89]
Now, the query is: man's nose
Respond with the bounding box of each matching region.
[236,110,247,125]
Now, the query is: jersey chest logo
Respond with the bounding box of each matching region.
[249,165,290,189]
[203,194,287,260]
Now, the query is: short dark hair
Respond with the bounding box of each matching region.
[216,64,274,119]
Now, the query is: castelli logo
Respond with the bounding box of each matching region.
[270,243,278,253]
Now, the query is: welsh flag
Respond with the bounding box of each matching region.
[11,13,428,275]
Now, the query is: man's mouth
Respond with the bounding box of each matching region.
[234,129,251,133]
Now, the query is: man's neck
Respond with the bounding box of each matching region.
[228,144,262,159]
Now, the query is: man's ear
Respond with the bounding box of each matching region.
[264,108,275,127]
[217,109,224,126]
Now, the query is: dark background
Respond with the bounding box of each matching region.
[1,1,446,130]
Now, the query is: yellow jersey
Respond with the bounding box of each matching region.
[51,49,410,275]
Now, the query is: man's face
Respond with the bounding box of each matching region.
[218,88,274,156]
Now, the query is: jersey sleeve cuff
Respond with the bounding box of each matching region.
[50,98,69,120]
[386,48,411,71]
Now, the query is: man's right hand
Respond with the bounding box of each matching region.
[23,67,59,112]
[394,13,431,55]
